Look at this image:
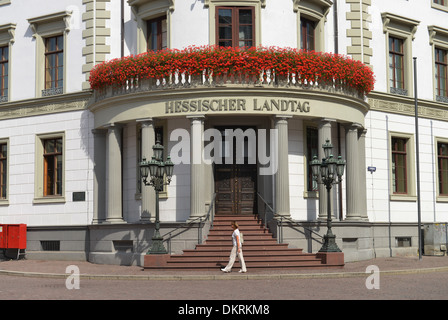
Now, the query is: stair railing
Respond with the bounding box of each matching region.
[256,192,323,243]
[165,193,216,255]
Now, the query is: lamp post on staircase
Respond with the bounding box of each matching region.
[310,139,345,253]
[140,135,174,255]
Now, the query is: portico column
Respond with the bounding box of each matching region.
[188,115,205,220]
[275,115,291,218]
[359,128,368,220]
[137,118,156,222]
[105,123,124,223]
[345,123,362,220]
[92,129,107,224]
[317,119,334,220]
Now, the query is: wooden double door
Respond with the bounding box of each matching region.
[214,127,257,215]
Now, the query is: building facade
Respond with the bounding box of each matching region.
[0,0,447,265]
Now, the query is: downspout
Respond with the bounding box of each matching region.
[121,0,125,57]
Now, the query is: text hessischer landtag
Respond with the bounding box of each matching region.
[165,98,310,114]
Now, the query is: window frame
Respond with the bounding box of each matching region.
[0,138,8,205]
[206,0,262,47]
[435,137,448,202]
[44,35,64,91]
[429,26,448,103]
[28,11,71,98]
[146,15,168,52]
[300,17,315,51]
[389,36,405,92]
[388,132,416,201]
[294,0,331,52]
[43,137,63,197]
[432,0,448,12]
[128,0,173,54]
[34,132,65,204]
[216,6,255,48]
[382,13,419,98]
[435,48,448,98]
[0,23,15,103]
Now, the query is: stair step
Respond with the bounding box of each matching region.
[143,214,343,270]
[181,248,304,256]
[169,255,319,262]
[155,261,324,269]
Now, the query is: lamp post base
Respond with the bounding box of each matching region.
[147,235,168,255]
[318,233,342,253]
[144,253,170,268]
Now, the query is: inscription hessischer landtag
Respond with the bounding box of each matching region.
[165,98,310,114]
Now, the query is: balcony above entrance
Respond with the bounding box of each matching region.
[88,46,374,127]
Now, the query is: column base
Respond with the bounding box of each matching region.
[104,218,125,224]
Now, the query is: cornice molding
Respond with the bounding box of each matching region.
[0,23,16,44]
[27,11,72,38]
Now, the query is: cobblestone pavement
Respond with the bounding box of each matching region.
[0,255,447,303]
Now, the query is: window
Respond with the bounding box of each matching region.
[0,46,8,102]
[306,126,318,192]
[44,35,63,94]
[43,137,63,196]
[147,16,167,51]
[300,18,315,51]
[434,0,445,5]
[28,11,71,97]
[0,142,6,199]
[435,48,448,98]
[391,137,407,194]
[389,37,405,93]
[382,13,419,97]
[438,142,448,196]
[216,6,254,47]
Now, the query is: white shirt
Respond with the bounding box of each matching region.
[232,229,241,247]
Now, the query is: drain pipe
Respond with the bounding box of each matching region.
[333,0,339,54]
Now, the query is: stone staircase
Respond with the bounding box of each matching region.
[144,215,344,270]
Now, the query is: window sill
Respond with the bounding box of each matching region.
[436,196,448,203]
[0,199,9,206]
[390,194,416,202]
[432,3,448,13]
[33,197,66,204]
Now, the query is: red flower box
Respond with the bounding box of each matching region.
[89,45,375,96]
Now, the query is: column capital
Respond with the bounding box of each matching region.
[91,128,107,135]
[274,114,293,122]
[344,122,363,131]
[187,115,205,122]
[136,118,154,127]
[104,122,123,130]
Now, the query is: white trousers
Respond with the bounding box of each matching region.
[223,246,247,272]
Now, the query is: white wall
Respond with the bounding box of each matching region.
[0,0,85,102]
[0,110,94,226]
[365,110,448,224]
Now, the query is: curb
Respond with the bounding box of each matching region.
[1,266,448,281]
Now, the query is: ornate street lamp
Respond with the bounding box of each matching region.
[310,139,346,253]
[140,135,174,254]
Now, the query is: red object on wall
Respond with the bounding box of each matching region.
[0,224,27,249]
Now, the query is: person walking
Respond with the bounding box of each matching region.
[221,221,247,273]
